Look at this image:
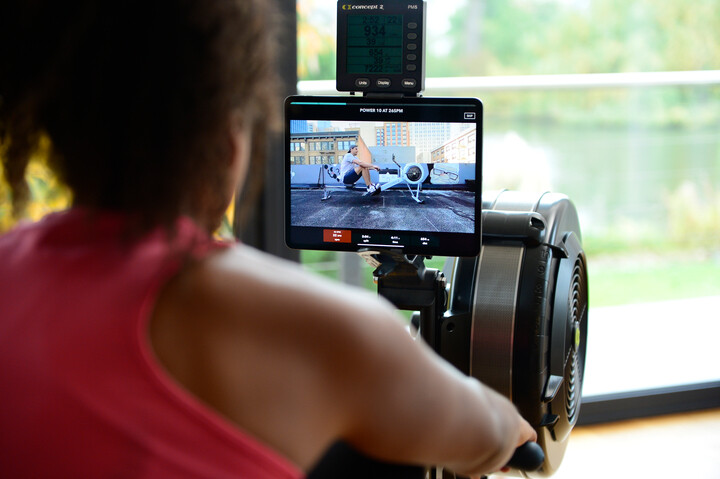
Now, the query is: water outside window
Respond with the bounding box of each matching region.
[297,0,720,397]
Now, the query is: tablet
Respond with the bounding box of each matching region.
[285,95,482,257]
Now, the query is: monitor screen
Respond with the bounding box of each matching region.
[346,14,404,74]
[285,95,482,257]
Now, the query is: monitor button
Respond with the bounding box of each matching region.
[406,64,417,72]
[407,33,418,40]
[376,78,392,88]
[407,43,418,51]
[355,78,371,89]
[402,79,417,88]
[408,22,418,29]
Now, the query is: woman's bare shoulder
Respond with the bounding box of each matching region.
[152,243,392,365]
[196,244,393,324]
[149,243,407,468]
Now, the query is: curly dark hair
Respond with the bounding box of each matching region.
[0,0,280,232]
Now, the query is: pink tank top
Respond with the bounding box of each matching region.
[0,209,303,479]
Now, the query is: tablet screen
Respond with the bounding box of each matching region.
[285,95,482,257]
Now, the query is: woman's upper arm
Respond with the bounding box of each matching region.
[152,246,525,474]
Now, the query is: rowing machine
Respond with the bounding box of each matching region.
[373,154,429,203]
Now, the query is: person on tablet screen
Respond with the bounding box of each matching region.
[0,0,535,477]
[340,138,381,195]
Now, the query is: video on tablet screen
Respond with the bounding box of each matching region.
[285,96,482,257]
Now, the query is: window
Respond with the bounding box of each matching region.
[297,0,720,402]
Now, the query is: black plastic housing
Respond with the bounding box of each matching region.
[441,190,588,478]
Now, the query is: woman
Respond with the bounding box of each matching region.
[0,1,535,478]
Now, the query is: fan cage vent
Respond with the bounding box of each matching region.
[565,258,586,424]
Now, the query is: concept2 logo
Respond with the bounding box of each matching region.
[341,4,385,10]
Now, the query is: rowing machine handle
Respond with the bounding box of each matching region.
[506,441,544,472]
